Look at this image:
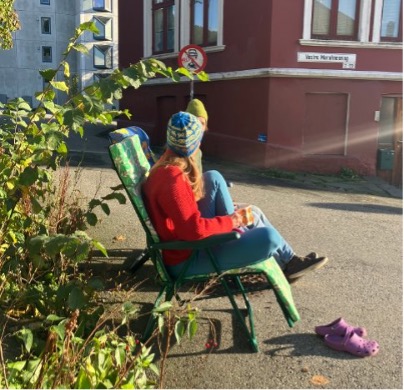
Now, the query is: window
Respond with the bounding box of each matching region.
[152,0,175,54]
[42,46,52,62]
[40,0,50,4]
[303,0,403,44]
[93,45,113,68]
[380,0,402,41]
[93,16,112,40]
[311,0,360,40]
[93,0,111,12]
[191,0,218,47]
[41,17,51,34]
[144,0,224,57]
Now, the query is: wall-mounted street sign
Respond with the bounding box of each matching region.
[297,52,357,69]
[178,44,208,73]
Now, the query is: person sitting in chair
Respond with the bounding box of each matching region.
[142,111,328,281]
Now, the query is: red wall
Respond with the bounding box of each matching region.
[117,0,403,175]
[265,78,401,174]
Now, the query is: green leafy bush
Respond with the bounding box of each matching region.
[0,21,208,388]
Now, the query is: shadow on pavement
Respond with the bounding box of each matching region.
[264,333,358,360]
[308,202,402,214]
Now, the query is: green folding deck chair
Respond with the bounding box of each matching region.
[109,134,300,352]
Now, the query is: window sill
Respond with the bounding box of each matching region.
[299,39,402,50]
[145,45,226,60]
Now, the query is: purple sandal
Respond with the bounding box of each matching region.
[315,317,367,337]
[324,327,379,357]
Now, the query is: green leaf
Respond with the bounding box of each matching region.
[79,21,99,34]
[40,69,57,81]
[44,235,69,257]
[37,89,56,103]
[68,286,87,310]
[115,346,124,367]
[73,43,89,54]
[153,301,172,313]
[74,241,91,262]
[76,368,93,389]
[18,101,32,111]
[43,100,58,114]
[91,240,108,257]
[174,320,185,344]
[187,318,198,340]
[196,71,210,82]
[149,363,159,376]
[46,314,65,322]
[7,360,26,372]
[16,328,33,353]
[176,67,194,79]
[50,323,66,340]
[50,81,69,92]
[62,60,70,78]
[122,302,138,316]
[158,315,164,333]
[57,142,68,155]
[19,166,39,186]
[88,277,105,291]
[30,196,42,213]
[27,235,47,255]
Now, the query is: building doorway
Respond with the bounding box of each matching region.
[377,96,402,188]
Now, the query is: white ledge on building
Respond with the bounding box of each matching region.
[299,39,403,50]
[144,67,403,86]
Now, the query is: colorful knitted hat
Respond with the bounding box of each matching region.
[166,111,203,157]
[185,99,208,121]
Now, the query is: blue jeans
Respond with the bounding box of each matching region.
[167,170,294,277]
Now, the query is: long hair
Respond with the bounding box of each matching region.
[151,149,205,201]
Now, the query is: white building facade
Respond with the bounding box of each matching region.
[0,0,119,106]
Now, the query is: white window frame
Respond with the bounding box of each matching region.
[301,0,402,48]
[143,0,224,59]
[93,0,112,12]
[93,16,113,41]
[93,45,113,69]
[372,0,402,42]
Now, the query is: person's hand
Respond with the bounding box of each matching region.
[230,212,244,229]
[235,206,254,226]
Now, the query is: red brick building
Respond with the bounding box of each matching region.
[118,0,402,185]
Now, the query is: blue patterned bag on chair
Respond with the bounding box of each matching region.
[109,126,156,166]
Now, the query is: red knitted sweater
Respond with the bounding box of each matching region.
[142,165,233,266]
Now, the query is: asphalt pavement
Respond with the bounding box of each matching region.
[66,124,403,389]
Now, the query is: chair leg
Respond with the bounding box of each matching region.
[220,276,259,352]
[128,249,150,273]
[233,276,259,352]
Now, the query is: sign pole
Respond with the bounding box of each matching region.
[190,77,194,100]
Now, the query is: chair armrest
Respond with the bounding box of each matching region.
[150,231,240,251]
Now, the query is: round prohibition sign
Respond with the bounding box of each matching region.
[178,44,207,74]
